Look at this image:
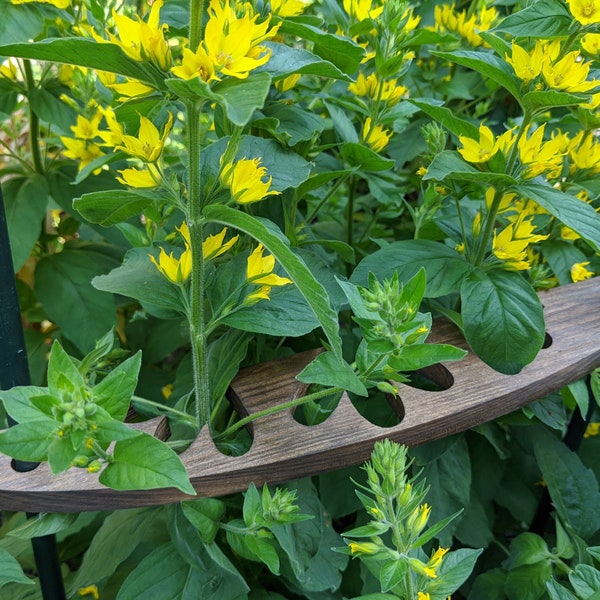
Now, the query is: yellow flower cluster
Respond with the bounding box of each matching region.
[434,4,498,47]
[150,222,239,284]
[506,40,600,94]
[571,261,594,282]
[348,72,408,106]
[342,0,383,22]
[492,213,549,271]
[362,117,392,153]
[220,157,280,204]
[171,0,280,82]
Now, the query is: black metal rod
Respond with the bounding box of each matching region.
[529,376,595,535]
[0,184,66,599]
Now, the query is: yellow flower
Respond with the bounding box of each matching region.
[417,593,431,600]
[77,584,99,599]
[0,58,18,80]
[362,117,392,153]
[492,214,549,271]
[275,73,301,92]
[11,0,69,7]
[428,546,449,571]
[60,137,104,171]
[149,246,192,284]
[100,0,171,70]
[245,244,292,303]
[348,541,380,555]
[584,422,600,437]
[70,113,103,141]
[407,504,431,536]
[349,72,407,106]
[568,130,600,172]
[201,0,280,80]
[97,106,125,147]
[434,4,498,47]
[518,124,564,179]
[409,557,437,578]
[343,0,383,21]
[581,33,600,55]
[270,0,312,17]
[506,42,546,84]
[220,157,280,204]
[542,50,599,93]
[567,0,600,25]
[202,228,239,260]
[561,226,580,241]
[115,113,173,163]
[170,46,216,82]
[570,261,594,282]
[116,166,160,188]
[458,123,497,163]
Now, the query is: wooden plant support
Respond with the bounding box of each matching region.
[1,276,600,513]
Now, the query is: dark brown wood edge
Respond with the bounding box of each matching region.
[1,277,599,513]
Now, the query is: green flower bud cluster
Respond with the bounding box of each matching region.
[337,440,462,599]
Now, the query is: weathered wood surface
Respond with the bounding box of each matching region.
[1,277,600,513]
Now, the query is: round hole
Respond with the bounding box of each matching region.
[404,363,454,392]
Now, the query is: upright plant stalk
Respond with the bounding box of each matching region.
[23,60,44,175]
[187,0,210,430]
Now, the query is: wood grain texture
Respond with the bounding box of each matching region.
[1,277,599,513]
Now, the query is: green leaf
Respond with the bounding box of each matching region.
[181,497,226,544]
[569,564,600,597]
[389,343,467,372]
[0,386,50,423]
[542,239,589,286]
[28,87,75,134]
[99,432,195,495]
[432,49,521,100]
[223,291,319,336]
[0,419,56,461]
[6,512,80,539]
[297,351,368,396]
[4,175,49,271]
[410,99,479,139]
[277,17,363,75]
[204,206,343,361]
[47,340,85,395]
[546,580,579,600]
[73,190,155,226]
[93,352,142,422]
[242,483,262,527]
[460,269,544,374]
[340,142,395,172]
[522,90,590,111]
[424,150,517,186]
[380,559,407,593]
[35,242,123,353]
[513,182,600,253]
[532,426,600,539]
[505,533,551,569]
[351,240,472,298]
[492,0,573,38]
[263,103,326,146]
[505,562,553,600]
[0,547,32,589]
[257,42,353,81]
[92,247,186,318]
[245,536,280,575]
[211,72,272,126]
[48,435,81,475]
[0,38,162,86]
[0,0,45,45]
[430,548,483,597]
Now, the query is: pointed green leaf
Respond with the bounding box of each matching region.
[99,432,195,494]
[410,99,479,139]
[0,38,162,85]
[0,419,56,461]
[461,269,544,374]
[492,0,573,38]
[513,182,600,252]
[73,190,155,226]
[93,352,141,421]
[0,547,33,588]
[432,50,521,100]
[297,351,368,396]
[0,386,50,423]
[522,90,590,111]
[389,344,467,372]
[47,340,85,396]
[203,206,343,361]
[340,142,395,172]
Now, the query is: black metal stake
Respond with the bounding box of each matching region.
[529,375,595,535]
[0,184,66,599]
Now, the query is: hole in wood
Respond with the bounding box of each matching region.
[10,459,39,473]
[404,363,454,392]
[349,389,403,427]
[542,332,553,349]
[293,386,343,426]
[211,387,254,456]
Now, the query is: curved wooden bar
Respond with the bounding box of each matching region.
[1,277,599,513]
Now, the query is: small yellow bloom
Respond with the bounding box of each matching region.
[581,33,600,55]
[434,4,498,47]
[170,46,216,82]
[417,593,431,600]
[348,541,380,555]
[409,557,437,578]
[428,546,449,570]
[506,42,546,84]
[270,0,312,17]
[116,166,160,188]
[343,0,383,21]
[349,72,407,106]
[0,58,18,81]
[584,422,600,437]
[60,138,104,171]
[275,73,301,92]
[542,50,599,93]
[407,503,431,535]
[220,157,280,204]
[416,166,428,176]
[115,113,173,163]
[11,0,69,7]
[458,123,497,163]
[567,0,600,25]
[492,214,549,271]
[245,244,292,303]
[150,246,192,284]
[78,584,99,599]
[570,261,594,282]
[362,117,391,153]
[202,227,239,260]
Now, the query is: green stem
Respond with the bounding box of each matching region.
[189,0,206,51]
[23,61,44,174]
[306,171,352,223]
[213,386,344,441]
[186,99,211,431]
